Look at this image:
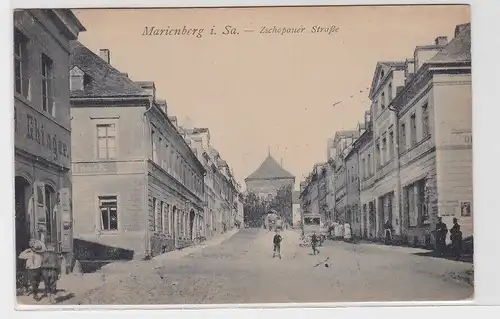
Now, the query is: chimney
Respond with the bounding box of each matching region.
[280,158,283,166]
[455,23,469,37]
[120,72,128,78]
[434,36,448,46]
[99,49,110,64]
[137,81,156,99]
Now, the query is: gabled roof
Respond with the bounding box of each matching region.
[69,41,150,98]
[428,23,471,64]
[245,155,295,181]
[368,61,406,99]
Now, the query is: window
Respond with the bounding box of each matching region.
[97,124,116,159]
[158,137,163,167]
[375,142,381,168]
[151,197,156,231]
[151,130,158,164]
[14,29,29,98]
[381,137,387,165]
[422,103,429,137]
[361,158,366,179]
[373,100,378,115]
[367,154,371,176]
[99,196,118,230]
[163,143,169,171]
[155,200,163,232]
[389,131,394,159]
[380,92,385,110]
[41,54,54,116]
[70,66,85,91]
[400,123,406,152]
[388,82,393,101]
[405,179,427,227]
[410,113,417,145]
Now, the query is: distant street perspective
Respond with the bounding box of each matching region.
[14,6,473,307]
[61,228,472,305]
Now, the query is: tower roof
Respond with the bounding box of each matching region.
[245,155,295,181]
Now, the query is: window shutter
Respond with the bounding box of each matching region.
[59,188,72,252]
[33,181,46,242]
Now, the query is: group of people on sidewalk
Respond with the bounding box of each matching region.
[435,217,463,260]
[383,217,463,260]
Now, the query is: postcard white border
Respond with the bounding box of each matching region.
[2,0,499,317]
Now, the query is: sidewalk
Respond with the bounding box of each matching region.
[153,228,240,262]
[17,229,240,307]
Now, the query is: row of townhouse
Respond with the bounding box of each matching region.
[300,22,472,247]
[14,9,244,278]
[70,42,244,260]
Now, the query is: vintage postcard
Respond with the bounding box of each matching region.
[13,4,472,307]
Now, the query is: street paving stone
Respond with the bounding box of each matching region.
[56,228,473,305]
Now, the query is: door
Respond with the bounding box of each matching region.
[15,177,30,270]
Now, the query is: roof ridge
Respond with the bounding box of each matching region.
[245,155,295,180]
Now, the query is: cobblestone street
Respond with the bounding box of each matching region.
[55,228,473,305]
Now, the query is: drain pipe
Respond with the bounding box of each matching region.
[388,104,402,240]
[142,98,154,259]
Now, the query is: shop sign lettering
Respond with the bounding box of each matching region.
[23,113,70,160]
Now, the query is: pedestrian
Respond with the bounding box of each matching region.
[311,232,319,255]
[450,218,463,260]
[41,243,62,303]
[18,239,45,301]
[435,217,448,256]
[384,220,393,245]
[273,231,283,259]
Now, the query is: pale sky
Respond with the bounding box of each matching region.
[73,5,470,190]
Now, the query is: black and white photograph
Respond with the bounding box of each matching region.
[11,3,475,308]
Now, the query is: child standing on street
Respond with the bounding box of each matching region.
[18,239,45,301]
[311,232,320,255]
[273,231,283,259]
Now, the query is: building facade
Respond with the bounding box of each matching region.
[14,9,85,274]
[394,23,472,246]
[70,43,205,260]
[245,153,295,200]
[300,23,471,247]
[332,131,358,223]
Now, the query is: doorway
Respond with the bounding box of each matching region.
[189,210,195,240]
[44,184,57,248]
[15,176,30,269]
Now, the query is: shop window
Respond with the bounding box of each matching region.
[99,196,118,231]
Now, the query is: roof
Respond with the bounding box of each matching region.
[369,61,406,98]
[333,130,359,142]
[428,23,471,63]
[70,41,150,98]
[292,190,300,204]
[245,155,295,181]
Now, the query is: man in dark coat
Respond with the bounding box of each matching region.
[435,217,448,256]
[450,218,463,260]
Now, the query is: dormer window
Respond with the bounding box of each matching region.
[380,70,385,79]
[70,66,85,91]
